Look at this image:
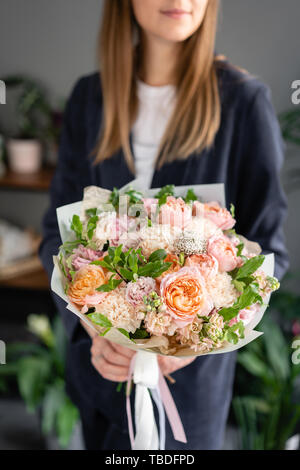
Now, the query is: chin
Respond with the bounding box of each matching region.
[155,28,195,43]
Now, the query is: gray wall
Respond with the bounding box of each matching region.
[0,0,299,279]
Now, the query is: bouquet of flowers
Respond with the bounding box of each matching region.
[51,180,279,449]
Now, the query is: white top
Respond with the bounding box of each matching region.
[132,79,176,189]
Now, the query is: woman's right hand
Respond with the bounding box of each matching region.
[80,318,136,382]
[91,335,136,382]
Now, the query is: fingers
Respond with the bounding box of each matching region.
[91,355,128,382]
[90,336,136,382]
[158,356,195,375]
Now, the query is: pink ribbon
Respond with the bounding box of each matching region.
[126,355,187,449]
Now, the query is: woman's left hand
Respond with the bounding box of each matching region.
[158,355,196,376]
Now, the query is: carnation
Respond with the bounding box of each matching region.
[205,271,238,309]
[144,309,177,337]
[95,287,144,333]
[71,244,103,271]
[126,277,156,307]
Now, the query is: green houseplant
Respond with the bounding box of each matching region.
[0,314,79,449]
[3,75,52,173]
[232,274,300,450]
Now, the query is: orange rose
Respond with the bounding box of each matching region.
[156,254,181,286]
[68,264,107,306]
[160,267,213,326]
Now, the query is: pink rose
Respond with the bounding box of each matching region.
[193,200,235,230]
[160,267,213,327]
[159,196,192,229]
[207,234,238,272]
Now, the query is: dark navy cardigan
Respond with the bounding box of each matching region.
[39,63,289,446]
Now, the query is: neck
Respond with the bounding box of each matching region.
[138,32,180,86]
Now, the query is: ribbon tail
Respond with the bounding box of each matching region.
[151,387,166,450]
[158,370,187,444]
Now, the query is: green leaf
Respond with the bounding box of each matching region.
[41,380,65,436]
[118,328,131,339]
[130,328,150,339]
[236,242,244,257]
[56,397,79,448]
[219,285,262,321]
[85,208,97,217]
[70,215,83,239]
[96,275,123,292]
[138,261,172,278]
[148,249,167,263]
[87,313,112,328]
[125,189,144,205]
[230,203,235,218]
[155,185,175,207]
[119,267,135,281]
[87,215,99,240]
[17,356,52,411]
[184,188,198,204]
[233,255,265,280]
[109,187,120,210]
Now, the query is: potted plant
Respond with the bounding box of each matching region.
[0,314,81,449]
[3,76,52,174]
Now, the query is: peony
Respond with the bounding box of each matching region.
[160,267,213,327]
[67,264,108,306]
[159,196,192,229]
[71,244,103,271]
[184,253,218,278]
[193,200,235,230]
[207,234,238,272]
[125,276,156,307]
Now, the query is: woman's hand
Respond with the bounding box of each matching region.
[80,319,135,382]
[158,355,196,376]
[91,335,136,382]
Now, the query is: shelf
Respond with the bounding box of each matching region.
[0,255,50,290]
[0,268,49,290]
[0,166,55,191]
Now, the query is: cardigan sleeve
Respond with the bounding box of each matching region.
[233,84,290,281]
[39,77,88,339]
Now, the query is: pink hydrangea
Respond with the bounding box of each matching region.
[72,244,103,271]
[125,277,157,307]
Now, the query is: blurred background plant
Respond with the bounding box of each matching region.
[0,314,79,449]
[2,75,63,143]
[232,272,300,450]
[279,108,300,194]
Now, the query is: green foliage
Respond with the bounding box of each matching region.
[0,315,79,448]
[184,188,197,204]
[94,246,171,285]
[234,315,300,449]
[155,184,175,207]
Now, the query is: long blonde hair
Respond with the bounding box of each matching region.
[94,0,221,172]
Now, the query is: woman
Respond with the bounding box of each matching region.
[40,0,289,450]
